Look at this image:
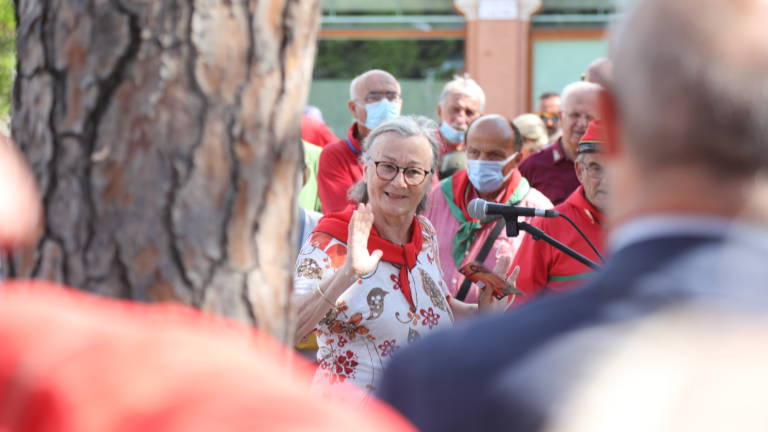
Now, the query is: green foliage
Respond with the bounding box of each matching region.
[0,0,15,117]
[313,39,463,80]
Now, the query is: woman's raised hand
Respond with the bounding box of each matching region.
[344,203,384,278]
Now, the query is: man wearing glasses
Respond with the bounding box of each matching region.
[512,119,607,299]
[317,69,403,214]
[425,114,553,303]
[537,92,561,139]
[520,81,602,205]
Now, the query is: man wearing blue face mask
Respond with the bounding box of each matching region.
[425,114,553,302]
[434,75,485,176]
[318,70,403,214]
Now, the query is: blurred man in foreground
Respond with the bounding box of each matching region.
[377,0,768,430]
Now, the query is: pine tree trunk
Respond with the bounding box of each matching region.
[11,0,320,343]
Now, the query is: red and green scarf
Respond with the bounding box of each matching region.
[440,169,530,267]
[313,208,423,311]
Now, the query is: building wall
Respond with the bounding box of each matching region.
[530,36,608,110]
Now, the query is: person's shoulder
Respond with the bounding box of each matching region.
[428,178,449,202]
[318,138,353,175]
[319,137,346,156]
[379,286,608,429]
[523,186,554,209]
[303,140,322,157]
[519,148,552,174]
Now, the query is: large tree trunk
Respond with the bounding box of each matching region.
[10,0,319,343]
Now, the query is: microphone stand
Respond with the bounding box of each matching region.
[504,216,601,271]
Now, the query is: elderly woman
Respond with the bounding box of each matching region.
[513,113,549,160]
[293,116,511,404]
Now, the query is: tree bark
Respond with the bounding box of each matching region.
[11,0,319,343]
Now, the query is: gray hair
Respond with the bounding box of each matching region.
[439,74,486,112]
[561,81,603,114]
[610,0,768,176]
[348,115,439,214]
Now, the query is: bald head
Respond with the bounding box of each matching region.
[584,57,613,88]
[611,0,768,176]
[466,114,521,154]
[465,115,524,197]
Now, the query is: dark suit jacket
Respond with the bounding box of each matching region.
[376,231,768,431]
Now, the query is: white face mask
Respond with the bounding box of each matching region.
[467,153,517,193]
[363,99,402,130]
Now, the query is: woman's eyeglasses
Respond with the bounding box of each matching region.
[373,161,431,186]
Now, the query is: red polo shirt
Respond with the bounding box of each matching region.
[512,185,605,299]
[519,138,580,205]
[317,123,364,213]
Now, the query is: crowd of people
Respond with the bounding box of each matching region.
[2,0,768,430]
[295,0,768,427]
[294,44,610,399]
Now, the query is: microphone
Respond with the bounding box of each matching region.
[467,198,560,219]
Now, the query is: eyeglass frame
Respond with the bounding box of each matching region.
[372,161,433,186]
[361,91,402,104]
[580,161,605,180]
[537,112,560,122]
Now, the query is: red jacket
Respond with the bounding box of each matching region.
[317,123,364,213]
[512,185,604,298]
[301,114,339,147]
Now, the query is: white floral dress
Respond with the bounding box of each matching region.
[294,216,454,405]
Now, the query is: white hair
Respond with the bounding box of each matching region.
[348,69,395,101]
[439,74,486,112]
[560,81,603,114]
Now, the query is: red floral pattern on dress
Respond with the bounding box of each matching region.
[328,312,370,340]
[331,350,359,382]
[310,232,334,251]
[377,339,400,357]
[337,335,348,348]
[389,274,400,290]
[419,307,441,330]
[325,243,348,269]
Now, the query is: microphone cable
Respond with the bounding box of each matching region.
[557,213,605,262]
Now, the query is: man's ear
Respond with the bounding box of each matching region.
[512,151,524,166]
[574,158,586,185]
[599,89,621,158]
[347,100,358,118]
[436,103,443,120]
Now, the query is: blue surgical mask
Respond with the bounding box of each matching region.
[439,122,465,144]
[467,153,517,194]
[363,99,401,130]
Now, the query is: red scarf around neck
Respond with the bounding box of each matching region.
[450,169,523,221]
[313,208,423,311]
